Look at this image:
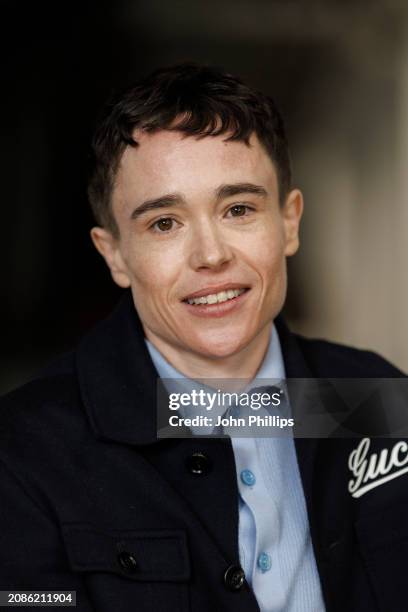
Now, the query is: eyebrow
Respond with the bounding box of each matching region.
[130,194,183,220]
[216,182,268,200]
[130,182,267,220]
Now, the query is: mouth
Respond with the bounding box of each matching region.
[181,285,251,318]
[184,287,248,306]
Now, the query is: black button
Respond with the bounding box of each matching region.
[223,565,245,591]
[117,551,138,574]
[186,452,211,475]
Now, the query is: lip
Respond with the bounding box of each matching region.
[181,283,250,301]
[182,287,251,318]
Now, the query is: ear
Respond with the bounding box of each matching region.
[281,189,304,257]
[90,227,131,288]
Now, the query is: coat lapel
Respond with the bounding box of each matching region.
[274,316,320,528]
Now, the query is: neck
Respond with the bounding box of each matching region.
[145,322,272,382]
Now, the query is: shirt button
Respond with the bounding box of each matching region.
[186,452,211,475]
[240,469,256,486]
[223,565,246,591]
[117,551,138,575]
[257,552,272,573]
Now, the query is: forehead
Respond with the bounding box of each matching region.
[114,129,279,207]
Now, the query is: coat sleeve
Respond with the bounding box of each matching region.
[0,459,95,611]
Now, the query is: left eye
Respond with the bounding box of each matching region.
[152,218,175,232]
[228,205,251,217]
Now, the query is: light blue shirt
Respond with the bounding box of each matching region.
[146,326,325,612]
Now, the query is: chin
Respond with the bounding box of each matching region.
[191,332,253,361]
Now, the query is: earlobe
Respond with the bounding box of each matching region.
[283,189,303,257]
[90,227,131,288]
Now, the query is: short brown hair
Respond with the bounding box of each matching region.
[88,63,292,237]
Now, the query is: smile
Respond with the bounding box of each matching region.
[181,286,251,319]
[186,288,246,305]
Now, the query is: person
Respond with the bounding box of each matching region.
[0,63,406,612]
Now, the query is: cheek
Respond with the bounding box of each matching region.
[122,243,181,297]
[258,245,287,316]
[242,231,286,279]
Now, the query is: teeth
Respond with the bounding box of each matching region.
[186,288,246,305]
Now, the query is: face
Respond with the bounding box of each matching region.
[91,130,303,362]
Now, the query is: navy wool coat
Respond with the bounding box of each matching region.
[0,291,406,612]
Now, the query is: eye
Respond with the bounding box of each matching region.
[151,217,175,232]
[227,204,253,217]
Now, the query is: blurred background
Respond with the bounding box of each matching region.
[2,0,408,394]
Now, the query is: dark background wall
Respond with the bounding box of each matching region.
[2,0,408,394]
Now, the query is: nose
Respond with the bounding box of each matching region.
[188,219,233,271]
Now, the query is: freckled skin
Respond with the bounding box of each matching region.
[91,131,303,380]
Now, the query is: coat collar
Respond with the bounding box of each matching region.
[76,290,316,446]
[76,291,159,445]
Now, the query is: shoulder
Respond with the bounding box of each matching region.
[0,350,78,412]
[294,334,405,377]
[0,350,86,461]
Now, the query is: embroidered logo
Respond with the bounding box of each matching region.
[348,437,408,498]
